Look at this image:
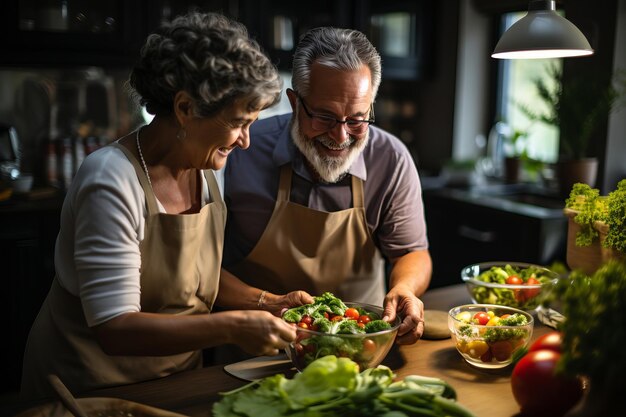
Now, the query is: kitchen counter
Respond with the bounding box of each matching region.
[3,284,552,417]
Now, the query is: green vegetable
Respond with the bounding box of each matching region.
[564,180,626,251]
[543,260,626,388]
[364,320,392,333]
[213,356,476,417]
[337,320,365,335]
[604,179,626,252]
[282,292,347,324]
[565,183,607,246]
[499,313,528,326]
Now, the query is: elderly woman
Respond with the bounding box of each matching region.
[21,11,312,400]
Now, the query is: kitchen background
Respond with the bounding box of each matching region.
[1,0,625,395]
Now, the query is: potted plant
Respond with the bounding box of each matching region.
[563,180,626,274]
[543,260,626,416]
[519,65,626,195]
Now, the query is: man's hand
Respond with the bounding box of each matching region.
[382,286,424,345]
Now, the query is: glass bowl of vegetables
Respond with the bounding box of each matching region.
[448,304,533,369]
[461,261,559,311]
[282,292,400,371]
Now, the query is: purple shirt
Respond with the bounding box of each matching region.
[222,113,428,266]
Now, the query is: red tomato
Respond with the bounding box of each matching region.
[511,350,584,416]
[300,315,313,326]
[331,315,344,322]
[522,277,541,299]
[323,312,329,319]
[358,315,372,325]
[473,311,490,325]
[506,275,523,285]
[297,322,308,329]
[490,340,513,361]
[344,308,360,320]
[529,331,563,353]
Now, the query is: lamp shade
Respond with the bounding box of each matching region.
[492,0,593,59]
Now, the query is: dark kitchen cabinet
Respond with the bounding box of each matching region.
[239,0,435,79]
[1,197,62,393]
[0,0,237,68]
[0,0,144,67]
[423,187,568,289]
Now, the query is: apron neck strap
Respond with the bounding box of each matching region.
[351,174,364,208]
[112,142,160,214]
[277,165,292,202]
[203,169,224,205]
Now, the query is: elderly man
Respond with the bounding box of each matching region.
[223,26,431,345]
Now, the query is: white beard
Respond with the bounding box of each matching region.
[291,112,369,183]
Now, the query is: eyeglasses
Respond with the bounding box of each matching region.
[296,95,374,135]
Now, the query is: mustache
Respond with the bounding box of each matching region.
[315,135,355,151]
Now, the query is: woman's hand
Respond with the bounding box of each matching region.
[382,286,425,345]
[262,290,314,317]
[226,310,297,356]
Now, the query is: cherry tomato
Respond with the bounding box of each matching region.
[511,350,583,416]
[297,322,308,329]
[323,312,329,319]
[490,340,513,361]
[522,277,542,299]
[357,322,365,329]
[344,308,360,320]
[529,331,563,353]
[486,316,501,326]
[473,312,490,325]
[362,339,377,358]
[300,315,313,326]
[358,315,371,325]
[506,275,523,285]
[467,340,489,358]
[480,349,493,363]
[331,315,344,322]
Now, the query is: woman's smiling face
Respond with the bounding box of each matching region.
[186,97,263,171]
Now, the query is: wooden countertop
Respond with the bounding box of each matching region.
[4,284,549,416]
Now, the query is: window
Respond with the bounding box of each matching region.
[496,12,562,163]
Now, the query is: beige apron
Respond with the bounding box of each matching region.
[229,165,386,305]
[21,143,225,399]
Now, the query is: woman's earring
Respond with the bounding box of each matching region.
[177,128,187,141]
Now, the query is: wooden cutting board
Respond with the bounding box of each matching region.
[14,397,186,417]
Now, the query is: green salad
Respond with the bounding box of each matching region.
[282,292,396,370]
[469,264,555,310]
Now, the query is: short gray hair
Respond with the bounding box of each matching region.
[291,27,381,99]
[129,12,281,116]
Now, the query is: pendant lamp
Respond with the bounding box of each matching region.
[492,0,594,59]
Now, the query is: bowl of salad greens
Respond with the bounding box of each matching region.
[282,292,400,371]
[448,304,533,369]
[461,262,559,311]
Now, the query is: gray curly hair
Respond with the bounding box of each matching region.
[291,27,381,99]
[129,12,282,116]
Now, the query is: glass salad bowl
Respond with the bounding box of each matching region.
[448,304,533,369]
[461,261,559,311]
[283,301,400,371]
